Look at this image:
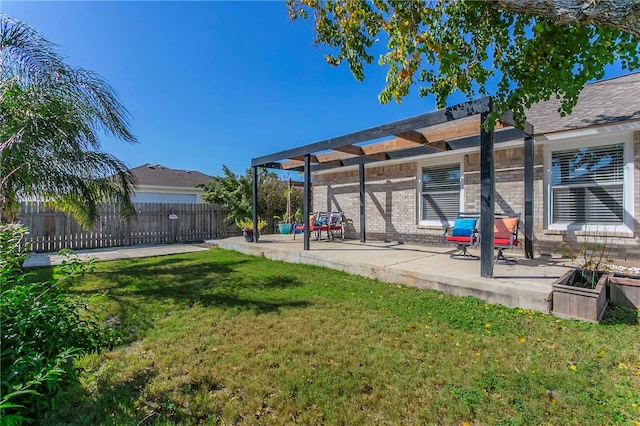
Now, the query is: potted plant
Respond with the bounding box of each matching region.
[274,213,292,234]
[236,218,267,242]
[552,234,612,323]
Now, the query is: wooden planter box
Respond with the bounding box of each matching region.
[608,276,640,308]
[552,269,608,323]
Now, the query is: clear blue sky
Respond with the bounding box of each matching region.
[1,1,630,178]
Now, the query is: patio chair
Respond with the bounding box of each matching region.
[327,211,345,240]
[443,213,479,258]
[493,213,521,263]
[293,211,345,241]
[293,212,327,241]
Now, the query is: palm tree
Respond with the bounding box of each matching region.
[0,14,137,227]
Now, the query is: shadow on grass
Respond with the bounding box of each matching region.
[67,254,311,340]
[600,305,639,326]
[44,365,159,425]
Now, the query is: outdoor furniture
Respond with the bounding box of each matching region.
[293,213,316,240]
[293,212,325,240]
[327,212,345,240]
[443,213,479,258]
[293,212,345,241]
[493,213,521,263]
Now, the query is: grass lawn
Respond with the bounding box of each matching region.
[35,248,639,425]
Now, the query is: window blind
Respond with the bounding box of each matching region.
[551,143,624,225]
[421,164,460,221]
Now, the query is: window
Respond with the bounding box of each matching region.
[421,163,460,222]
[550,143,624,225]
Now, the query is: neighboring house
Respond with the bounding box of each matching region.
[129,164,214,203]
[256,73,640,263]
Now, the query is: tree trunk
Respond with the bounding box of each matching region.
[489,0,640,40]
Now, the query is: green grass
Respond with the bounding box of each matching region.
[33,248,639,425]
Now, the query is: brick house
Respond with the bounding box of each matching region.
[254,73,640,264]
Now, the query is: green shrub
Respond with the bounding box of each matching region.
[0,223,119,424]
[0,223,29,287]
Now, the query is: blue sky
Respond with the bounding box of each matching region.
[1,1,631,178]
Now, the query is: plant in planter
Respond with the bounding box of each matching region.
[273,213,292,234]
[235,218,267,242]
[552,233,613,323]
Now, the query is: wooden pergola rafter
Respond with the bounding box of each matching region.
[251,97,534,278]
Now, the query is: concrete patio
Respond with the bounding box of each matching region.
[218,234,576,314]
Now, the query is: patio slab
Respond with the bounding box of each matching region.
[217,234,575,313]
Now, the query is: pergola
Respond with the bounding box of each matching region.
[251,97,534,277]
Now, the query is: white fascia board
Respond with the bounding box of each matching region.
[535,120,640,142]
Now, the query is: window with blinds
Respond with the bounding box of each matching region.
[421,163,460,222]
[550,143,624,225]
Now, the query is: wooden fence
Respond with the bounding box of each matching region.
[18,202,238,252]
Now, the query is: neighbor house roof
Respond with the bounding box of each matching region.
[526,72,640,135]
[130,164,214,188]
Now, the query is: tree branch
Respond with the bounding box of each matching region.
[489,0,640,39]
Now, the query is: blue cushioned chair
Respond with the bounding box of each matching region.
[443,213,479,258]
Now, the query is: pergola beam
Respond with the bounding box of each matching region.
[334,145,366,156]
[361,137,427,155]
[251,97,491,168]
[499,111,534,136]
[423,119,480,144]
[394,130,427,145]
[290,154,319,163]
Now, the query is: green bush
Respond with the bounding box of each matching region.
[0,223,119,424]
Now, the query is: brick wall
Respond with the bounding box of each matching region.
[312,132,640,263]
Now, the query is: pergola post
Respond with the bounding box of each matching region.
[251,166,258,242]
[524,134,534,259]
[359,161,366,243]
[303,154,311,250]
[480,108,495,278]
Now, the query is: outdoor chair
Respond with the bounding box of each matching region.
[493,213,521,264]
[327,212,345,240]
[293,212,326,241]
[293,213,315,240]
[443,213,479,258]
[293,212,344,241]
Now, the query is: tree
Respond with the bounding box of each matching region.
[199,166,303,233]
[1,14,137,227]
[199,166,253,225]
[286,0,640,124]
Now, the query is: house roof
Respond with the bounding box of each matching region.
[130,164,214,188]
[526,72,640,135]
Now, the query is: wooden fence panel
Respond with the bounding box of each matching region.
[17,202,238,252]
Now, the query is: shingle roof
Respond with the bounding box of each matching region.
[526,72,640,135]
[130,164,214,188]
